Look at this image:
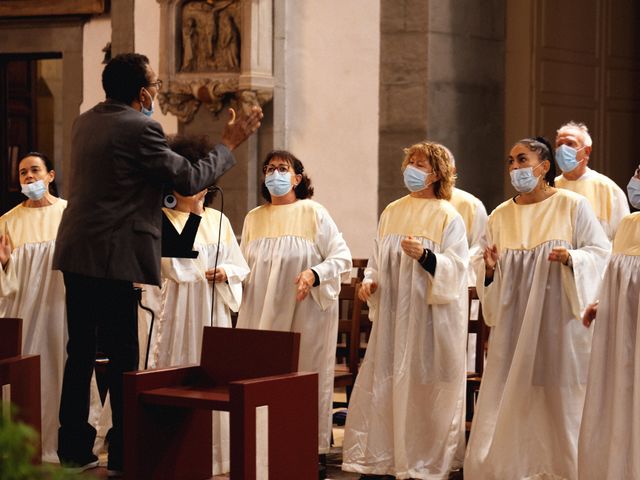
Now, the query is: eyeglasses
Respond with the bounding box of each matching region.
[263,164,291,175]
[148,79,163,91]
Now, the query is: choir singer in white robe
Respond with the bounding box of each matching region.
[0,152,98,463]
[147,135,250,475]
[237,150,352,455]
[577,169,640,480]
[342,141,469,479]
[464,137,611,480]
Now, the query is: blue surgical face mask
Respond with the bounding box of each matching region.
[20,180,47,200]
[510,163,543,193]
[627,176,640,209]
[141,88,155,117]
[555,144,585,173]
[265,171,293,197]
[403,165,431,192]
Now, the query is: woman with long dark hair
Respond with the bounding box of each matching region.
[464,137,611,479]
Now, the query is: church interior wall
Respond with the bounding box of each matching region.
[282,0,380,259]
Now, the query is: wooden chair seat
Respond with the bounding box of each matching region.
[124,327,318,480]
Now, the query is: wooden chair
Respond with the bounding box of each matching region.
[351,258,368,283]
[0,317,41,461]
[466,287,490,432]
[123,327,318,480]
[334,280,373,408]
[334,282,358,405]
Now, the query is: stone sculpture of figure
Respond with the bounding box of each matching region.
[204,13,216,64]
[217,9,240,70]
[181,17,198,72]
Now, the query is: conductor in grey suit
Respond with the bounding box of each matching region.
[52,53,262,474]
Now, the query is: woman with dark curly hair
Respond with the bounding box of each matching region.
[237,150,352,456]
[342,141,469,479]
[464,137,611,479]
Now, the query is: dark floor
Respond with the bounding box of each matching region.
[69,389,463,479]
[74,447,464,479]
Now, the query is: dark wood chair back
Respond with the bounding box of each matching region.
[351,258,368,283]
[0,317,22,359]
[199,327,300,384]
[467,287,489,376]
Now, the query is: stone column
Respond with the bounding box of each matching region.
[379,0,505,213]
[111,0,135,55]
[378,1,430,213]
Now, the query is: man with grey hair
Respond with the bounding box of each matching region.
[555,121,629,239]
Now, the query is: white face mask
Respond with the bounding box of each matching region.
[141,88,155,117]
[627,176,640,210]
[20,180,47,200]
[403,165,432,192]
[510,163,543,193]
[265,171,293,197]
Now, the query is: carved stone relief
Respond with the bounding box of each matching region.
[180,0,240,73]
[158,0,273,123]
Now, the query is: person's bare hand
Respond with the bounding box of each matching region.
[0,233,12,269]
[401,235,424,260]
[548,246,570,264]
[205,267,227,283]
[295,269,315,302]
[221,105,263,151]
[483,244,499,277]
[582,301,599,327]
[358,281,378,302]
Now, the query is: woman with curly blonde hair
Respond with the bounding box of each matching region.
[342,141,469,479]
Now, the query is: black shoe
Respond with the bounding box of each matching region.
[318,462,327,480]
[60,453,99,473]
[333,409,348,426]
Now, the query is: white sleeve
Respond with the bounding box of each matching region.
[311,207,352,282]
[469,199,489,258]
[0,257,17,297]
[214,215,250,313]
[426,214,469,304]
[608,184,631,238]
[309,208,352,311]
[474,222,501,327]
[564,197,612,318]
[362,236,380,320]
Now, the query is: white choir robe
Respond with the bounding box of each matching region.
[0,200,100,463]
[237,199,352,454]
[0,257,17,296]
[555,168,630,240]
[342,196,469,480]
[449,187,489,379]
[449,187,488,287]
[464,190,611,480]
[145,207,248,475]
[578,212,640,480]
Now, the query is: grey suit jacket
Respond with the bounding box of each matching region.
[53,99,236,285]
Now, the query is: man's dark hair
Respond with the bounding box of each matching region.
[102,53,150,104]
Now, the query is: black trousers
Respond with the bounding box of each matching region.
[58,272,139,469]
